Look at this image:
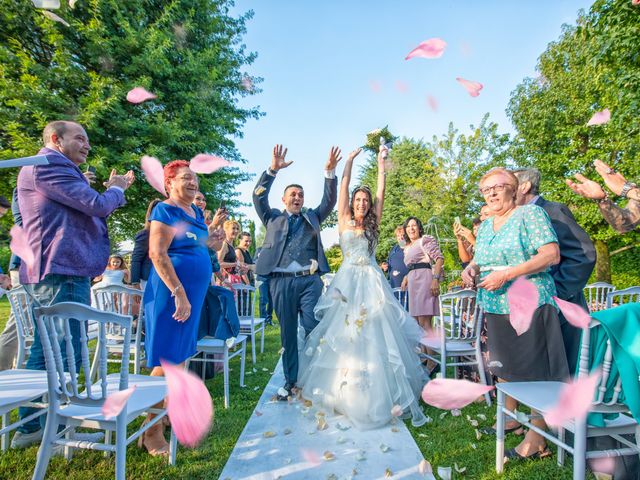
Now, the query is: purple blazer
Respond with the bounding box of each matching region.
[17,148,126,284]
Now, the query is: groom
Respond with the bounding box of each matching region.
[253,144,341,400]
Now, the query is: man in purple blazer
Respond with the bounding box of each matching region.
[12,120,134,448]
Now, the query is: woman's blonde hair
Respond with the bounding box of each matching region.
[479,167,519,188]
[223,219,240,230]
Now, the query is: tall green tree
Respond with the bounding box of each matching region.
[0,0,261,242]
[507,0,640,282]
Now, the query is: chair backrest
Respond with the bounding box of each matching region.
[34,302,132,406]
[437,289,482,342]
[605,286,640,309]
[7,285,36,344]
[392,287,409,311]
[231,284,256,322]
[584,282,616,312]
[92,284,144,339]
[577,319,628,414]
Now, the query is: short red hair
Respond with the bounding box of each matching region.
[164,160,191,192]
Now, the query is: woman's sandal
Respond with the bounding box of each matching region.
[479,424,525,436]
[504,447,552,461]
[137,421,170,457]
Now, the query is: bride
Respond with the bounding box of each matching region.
[298,145,428,430]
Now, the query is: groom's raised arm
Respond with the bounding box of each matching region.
[313,146,341,223]
[252,170,277,226]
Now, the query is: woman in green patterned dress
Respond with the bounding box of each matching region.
[462,168,567,461]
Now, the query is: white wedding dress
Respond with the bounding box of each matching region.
[298,230,428,430]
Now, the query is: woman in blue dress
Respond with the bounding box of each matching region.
[141,160,225,455]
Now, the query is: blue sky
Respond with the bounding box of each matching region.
[230,0,594,246]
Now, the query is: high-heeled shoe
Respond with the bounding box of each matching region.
[138,420,170,457]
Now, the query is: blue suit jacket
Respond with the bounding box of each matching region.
[253,170,337,276]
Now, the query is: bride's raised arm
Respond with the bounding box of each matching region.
[338,148,362,229]
[374,146,387,224]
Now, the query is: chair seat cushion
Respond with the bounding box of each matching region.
[59,374,167,422]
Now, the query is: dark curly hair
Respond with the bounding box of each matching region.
[403,216,424,243]
[350,186,379,255]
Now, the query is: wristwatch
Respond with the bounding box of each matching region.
[620,181,637,198]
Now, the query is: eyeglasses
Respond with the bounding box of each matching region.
[479,183,515,195]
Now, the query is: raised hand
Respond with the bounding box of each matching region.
[325,146,343,171]
[104,169,135,191]
[347,148,362,162]
[271,144,292,172]
[593,159,627,196]
[566,174,606,200]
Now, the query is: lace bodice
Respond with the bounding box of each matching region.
[340,230,376,266]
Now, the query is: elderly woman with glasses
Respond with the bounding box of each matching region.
[462,168,568,461]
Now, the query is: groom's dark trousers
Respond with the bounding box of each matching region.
[270,274,323,383]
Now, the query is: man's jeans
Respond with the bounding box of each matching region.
[18,274,90,433]
[257,275,273,324]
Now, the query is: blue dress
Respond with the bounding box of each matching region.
[143,202,212,367]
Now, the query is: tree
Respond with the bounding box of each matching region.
[0,0,261,242]
[507,0,640,282]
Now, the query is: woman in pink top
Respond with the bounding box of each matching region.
[401,216,444,331]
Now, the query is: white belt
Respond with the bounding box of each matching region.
[480,266,510,272]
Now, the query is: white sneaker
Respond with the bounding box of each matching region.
[10,429,43,448]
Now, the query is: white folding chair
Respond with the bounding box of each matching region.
[6,286,36,369]
[187,335,246,409]
[91,285,146,376]
[495,318,639,480]
[31,302,175,480]
[606,286,640,309]
[420,289,491,406]
[392,287,409,311]
[584,282,616,312]
[233,284,265,364]
[0,369,49,451]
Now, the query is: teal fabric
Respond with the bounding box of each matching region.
[585,303,640,427]
[475,204,558,314]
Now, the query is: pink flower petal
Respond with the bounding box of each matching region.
[301,448,321,466]
[544,370,601,428]
[421,378,494,410]
[586,108,611,126]
[390,404,403,417]
[141,155,166,197]
[395,81,409,94]
[126,87,157,104]
[41,10,70,27]
[370,80,381,93]
[427,95,439,112]
[507,277,539,336]
[189,154,230,174]
[405,38,447,60]
[102,386,136,420]
[590,457,616,475]
[241,75,253,92]
[553,296,591,329]
[10,225,36,276]
[633,0,640,5]
[161,360,213,447]
[455,77,483,97]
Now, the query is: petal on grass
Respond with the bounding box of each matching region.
[421,378,494,410]
[161,360,213,447]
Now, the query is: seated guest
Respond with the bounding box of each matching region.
[130,199,162,291]
[514,167,596,372]
[14,120,133,448]
[462,167,566,460]
[93,255,130,287]
[235,232,256,286]
[566,159,639,233]
[401,216,444,332]
[379,260,390,280]
[142,160,224,456]
[387,225,409,289]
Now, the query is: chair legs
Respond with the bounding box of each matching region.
[573,419,587,480]
[1,413,8,451]
[475,347,492,407]
[557,428,565,466]
[169,425,177,466]
[32,410,58,480]
[250,331,257,365]
[239,341,246,388]
[115,416,127,480]
[495,390,505,474]
[260,326,265,354]
[223,348,230,409]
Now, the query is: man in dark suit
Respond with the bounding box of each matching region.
[514,168,596,373]
[253,144,341,399]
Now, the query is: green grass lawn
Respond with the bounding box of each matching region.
[0,297,586,479]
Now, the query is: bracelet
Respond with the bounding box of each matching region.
[620,181,637,199]
[170,284,183,297]
[594,194,609,205]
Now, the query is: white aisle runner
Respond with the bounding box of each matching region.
[219,361,428,480]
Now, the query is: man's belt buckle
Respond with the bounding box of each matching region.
[294,270,309,278]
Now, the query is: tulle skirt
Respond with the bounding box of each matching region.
[298,262,428,430]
